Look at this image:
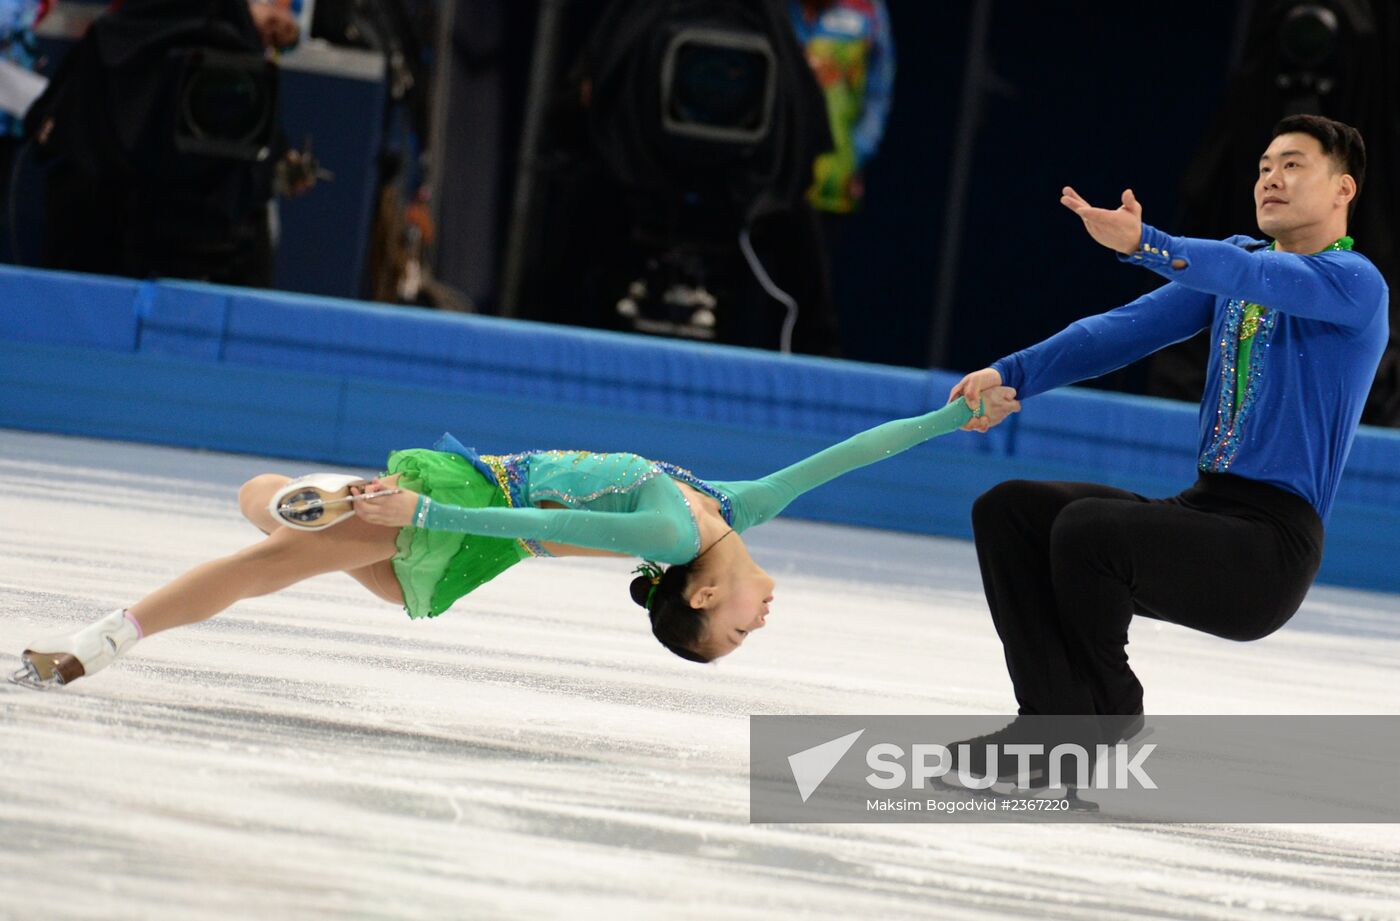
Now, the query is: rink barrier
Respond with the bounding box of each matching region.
[3,264,1399,592]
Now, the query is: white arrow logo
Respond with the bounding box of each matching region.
[788,729,865,802]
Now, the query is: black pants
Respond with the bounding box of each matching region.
[971,473,1323,716]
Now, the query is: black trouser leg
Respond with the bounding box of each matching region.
[1049,489,1320,713]
[971,480,1146,715]
[973,476,1322,717]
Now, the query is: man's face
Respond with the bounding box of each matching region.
[1254,132,1352,238]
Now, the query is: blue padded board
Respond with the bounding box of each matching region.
[2,264,1398,592]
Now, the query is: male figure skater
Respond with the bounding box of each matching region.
[947,115,1388,780]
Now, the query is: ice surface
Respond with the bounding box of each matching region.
[2,429,1399,921]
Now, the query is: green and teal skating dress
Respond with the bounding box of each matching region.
[386,396,981,619]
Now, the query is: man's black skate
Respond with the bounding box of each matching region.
[939,716,1054,791]
[937,713,1147,811]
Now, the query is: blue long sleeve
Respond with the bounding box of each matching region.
[991,282,1214,401]
[1122,224,1383,330]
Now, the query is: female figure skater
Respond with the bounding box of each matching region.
[13,389,1018,687]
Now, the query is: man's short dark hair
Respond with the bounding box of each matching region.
[1271,114,1366,219]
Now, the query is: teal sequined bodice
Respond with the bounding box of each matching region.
[494,451,727,561]
[524,452,666,511]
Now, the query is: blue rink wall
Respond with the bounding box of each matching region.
[4,264,1400,593]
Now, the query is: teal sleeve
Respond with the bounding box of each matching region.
[716,396,978,531]
[417,498,696,563]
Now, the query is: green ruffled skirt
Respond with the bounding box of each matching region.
[386,447,530,619]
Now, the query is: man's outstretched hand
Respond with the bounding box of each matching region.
[1061,186,1143,255]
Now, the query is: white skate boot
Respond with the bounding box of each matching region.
[10,609,142,689]
[268,473,368,531]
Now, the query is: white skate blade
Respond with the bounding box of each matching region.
[272,488,401,530]
[285,488,401,513]
[269,474,370,531]
[8,657,70,690]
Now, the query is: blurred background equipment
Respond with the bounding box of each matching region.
[171,47,279,162]
[497,0,841,354]
[22,0,288,286]
[790,0,895,351]
[16,0,442,303]
[659,25,776,146]
[302,0,448,305]
[0,0,49,265]
[1276,1,1340,110]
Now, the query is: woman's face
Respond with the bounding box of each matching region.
[692,565,776,659]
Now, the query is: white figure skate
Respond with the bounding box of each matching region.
[268,473,399,531]
[10,609,141,689]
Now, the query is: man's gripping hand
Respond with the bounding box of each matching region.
[1061,186,1144,255]
[948,368,1020,433]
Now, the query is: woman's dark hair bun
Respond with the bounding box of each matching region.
[629,574,654,608]
[624,561,712,663]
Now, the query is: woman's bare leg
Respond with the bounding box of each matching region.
[127,476,403,637]
[237,473,293,535]
[238,473,405,606]
[14,475,406,687]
